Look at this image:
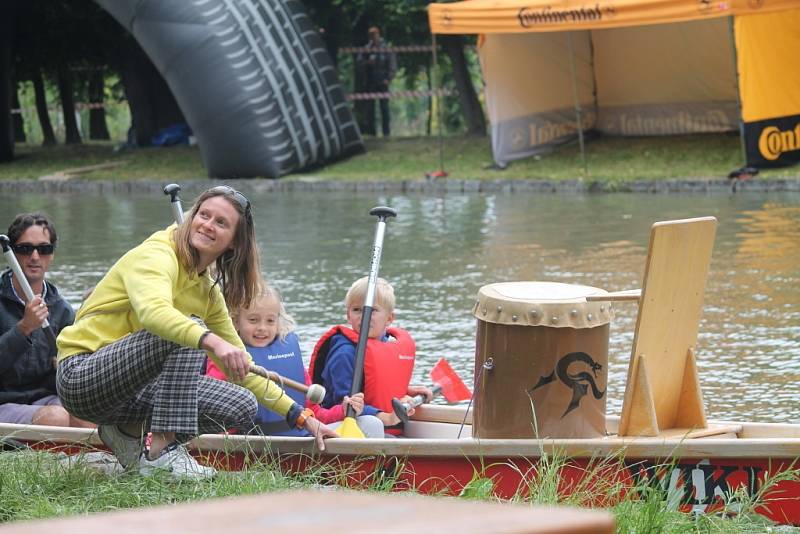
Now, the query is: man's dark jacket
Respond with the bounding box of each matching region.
[0,269,74,405]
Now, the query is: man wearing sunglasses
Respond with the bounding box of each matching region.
[0,213,91,427]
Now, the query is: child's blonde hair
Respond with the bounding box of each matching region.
[233,282,296,342]
[345,276,395,312]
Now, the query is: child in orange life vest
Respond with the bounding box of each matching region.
[207,283,383,438]
[309,277,433,436]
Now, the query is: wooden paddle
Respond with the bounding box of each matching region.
[0,235,58,348]
[249,364,325,404]
[392,358,472,424]
[337,206,397,438]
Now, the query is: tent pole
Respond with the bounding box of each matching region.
[430,33,447,178]
[728,16,747,165]
[567,32,587,177]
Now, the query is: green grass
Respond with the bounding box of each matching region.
[3,134,798,183]
[1,143,207,182]
[2,448,798,532]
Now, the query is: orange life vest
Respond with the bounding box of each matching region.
[309,325,416,415]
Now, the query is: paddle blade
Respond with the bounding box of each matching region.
[430,358,472,403]
[335,416,365,439]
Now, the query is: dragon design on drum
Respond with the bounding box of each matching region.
[529,351,606,417]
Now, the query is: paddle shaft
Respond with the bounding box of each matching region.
[346,207,397,419]
[249,364,324,402]
[0,235,58,347]
[248,364,308,392]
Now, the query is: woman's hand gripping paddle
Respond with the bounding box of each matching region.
[336,206,397,438]
[0,235,58,349]
[392,358,472,424]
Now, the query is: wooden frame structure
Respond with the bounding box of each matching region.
[617,216,719,437]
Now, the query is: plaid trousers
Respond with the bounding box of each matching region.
[56,330,257,439]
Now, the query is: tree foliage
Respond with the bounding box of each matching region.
[1,0,484,159]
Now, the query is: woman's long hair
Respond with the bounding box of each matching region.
[173,188,260,310]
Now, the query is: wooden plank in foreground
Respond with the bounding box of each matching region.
[0,489,614,534]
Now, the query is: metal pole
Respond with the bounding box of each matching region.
[567,32,588,177]
[728,16,748,165]
[432,33,446,177]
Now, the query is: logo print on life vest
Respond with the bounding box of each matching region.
[529,351,606,418]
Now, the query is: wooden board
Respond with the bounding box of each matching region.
[618,217,717,437]
[0,489,615,534]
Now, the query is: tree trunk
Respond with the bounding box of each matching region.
[0,9,13,162]
[56,65,82,144]
[12,84,25,142]
[88,69,110,140]
[32,71,56,146]
[439,35,485,137]
[119,38,185,147]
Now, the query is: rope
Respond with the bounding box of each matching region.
[459,323,494,440]
[339,45,434,54]
[347,88,455,101]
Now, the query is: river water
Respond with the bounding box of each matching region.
[3,188,799,423]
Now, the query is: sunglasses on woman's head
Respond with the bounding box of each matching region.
[209,186,251,215]
[13,243,55,256]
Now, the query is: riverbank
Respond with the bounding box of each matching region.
[3,135,799,186]
[2,176,799,194]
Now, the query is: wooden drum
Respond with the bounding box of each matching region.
[472,282,613,439]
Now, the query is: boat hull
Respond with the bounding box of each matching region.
[2,407,799,525]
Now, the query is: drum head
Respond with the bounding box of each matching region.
[473,281,613,328]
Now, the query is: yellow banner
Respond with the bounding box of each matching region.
[736,9,800,123]
[429,0,800,34]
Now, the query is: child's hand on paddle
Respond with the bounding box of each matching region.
[304,417,337,451]
[343,393,365,416]
[407,384,434,403]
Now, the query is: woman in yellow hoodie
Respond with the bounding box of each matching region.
[56,186,335,479]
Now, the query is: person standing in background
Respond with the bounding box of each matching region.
[358,26,397,137]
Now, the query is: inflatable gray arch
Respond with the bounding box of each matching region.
[97,0,363,179]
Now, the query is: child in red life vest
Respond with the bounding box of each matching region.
[207,283,383,437]
[309,277,432,436]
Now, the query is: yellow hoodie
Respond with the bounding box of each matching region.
[57,227,294,416]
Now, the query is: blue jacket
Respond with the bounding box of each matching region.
[0,269,74,405]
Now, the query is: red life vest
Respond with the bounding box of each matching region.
[309,325,416,424]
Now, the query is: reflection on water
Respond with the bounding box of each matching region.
[2,189,798,422]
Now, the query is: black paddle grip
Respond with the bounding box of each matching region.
[369,206,397,221]
[163,183,182,202]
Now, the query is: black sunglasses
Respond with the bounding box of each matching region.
[13,243,55,256]
[209,186,251,216]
